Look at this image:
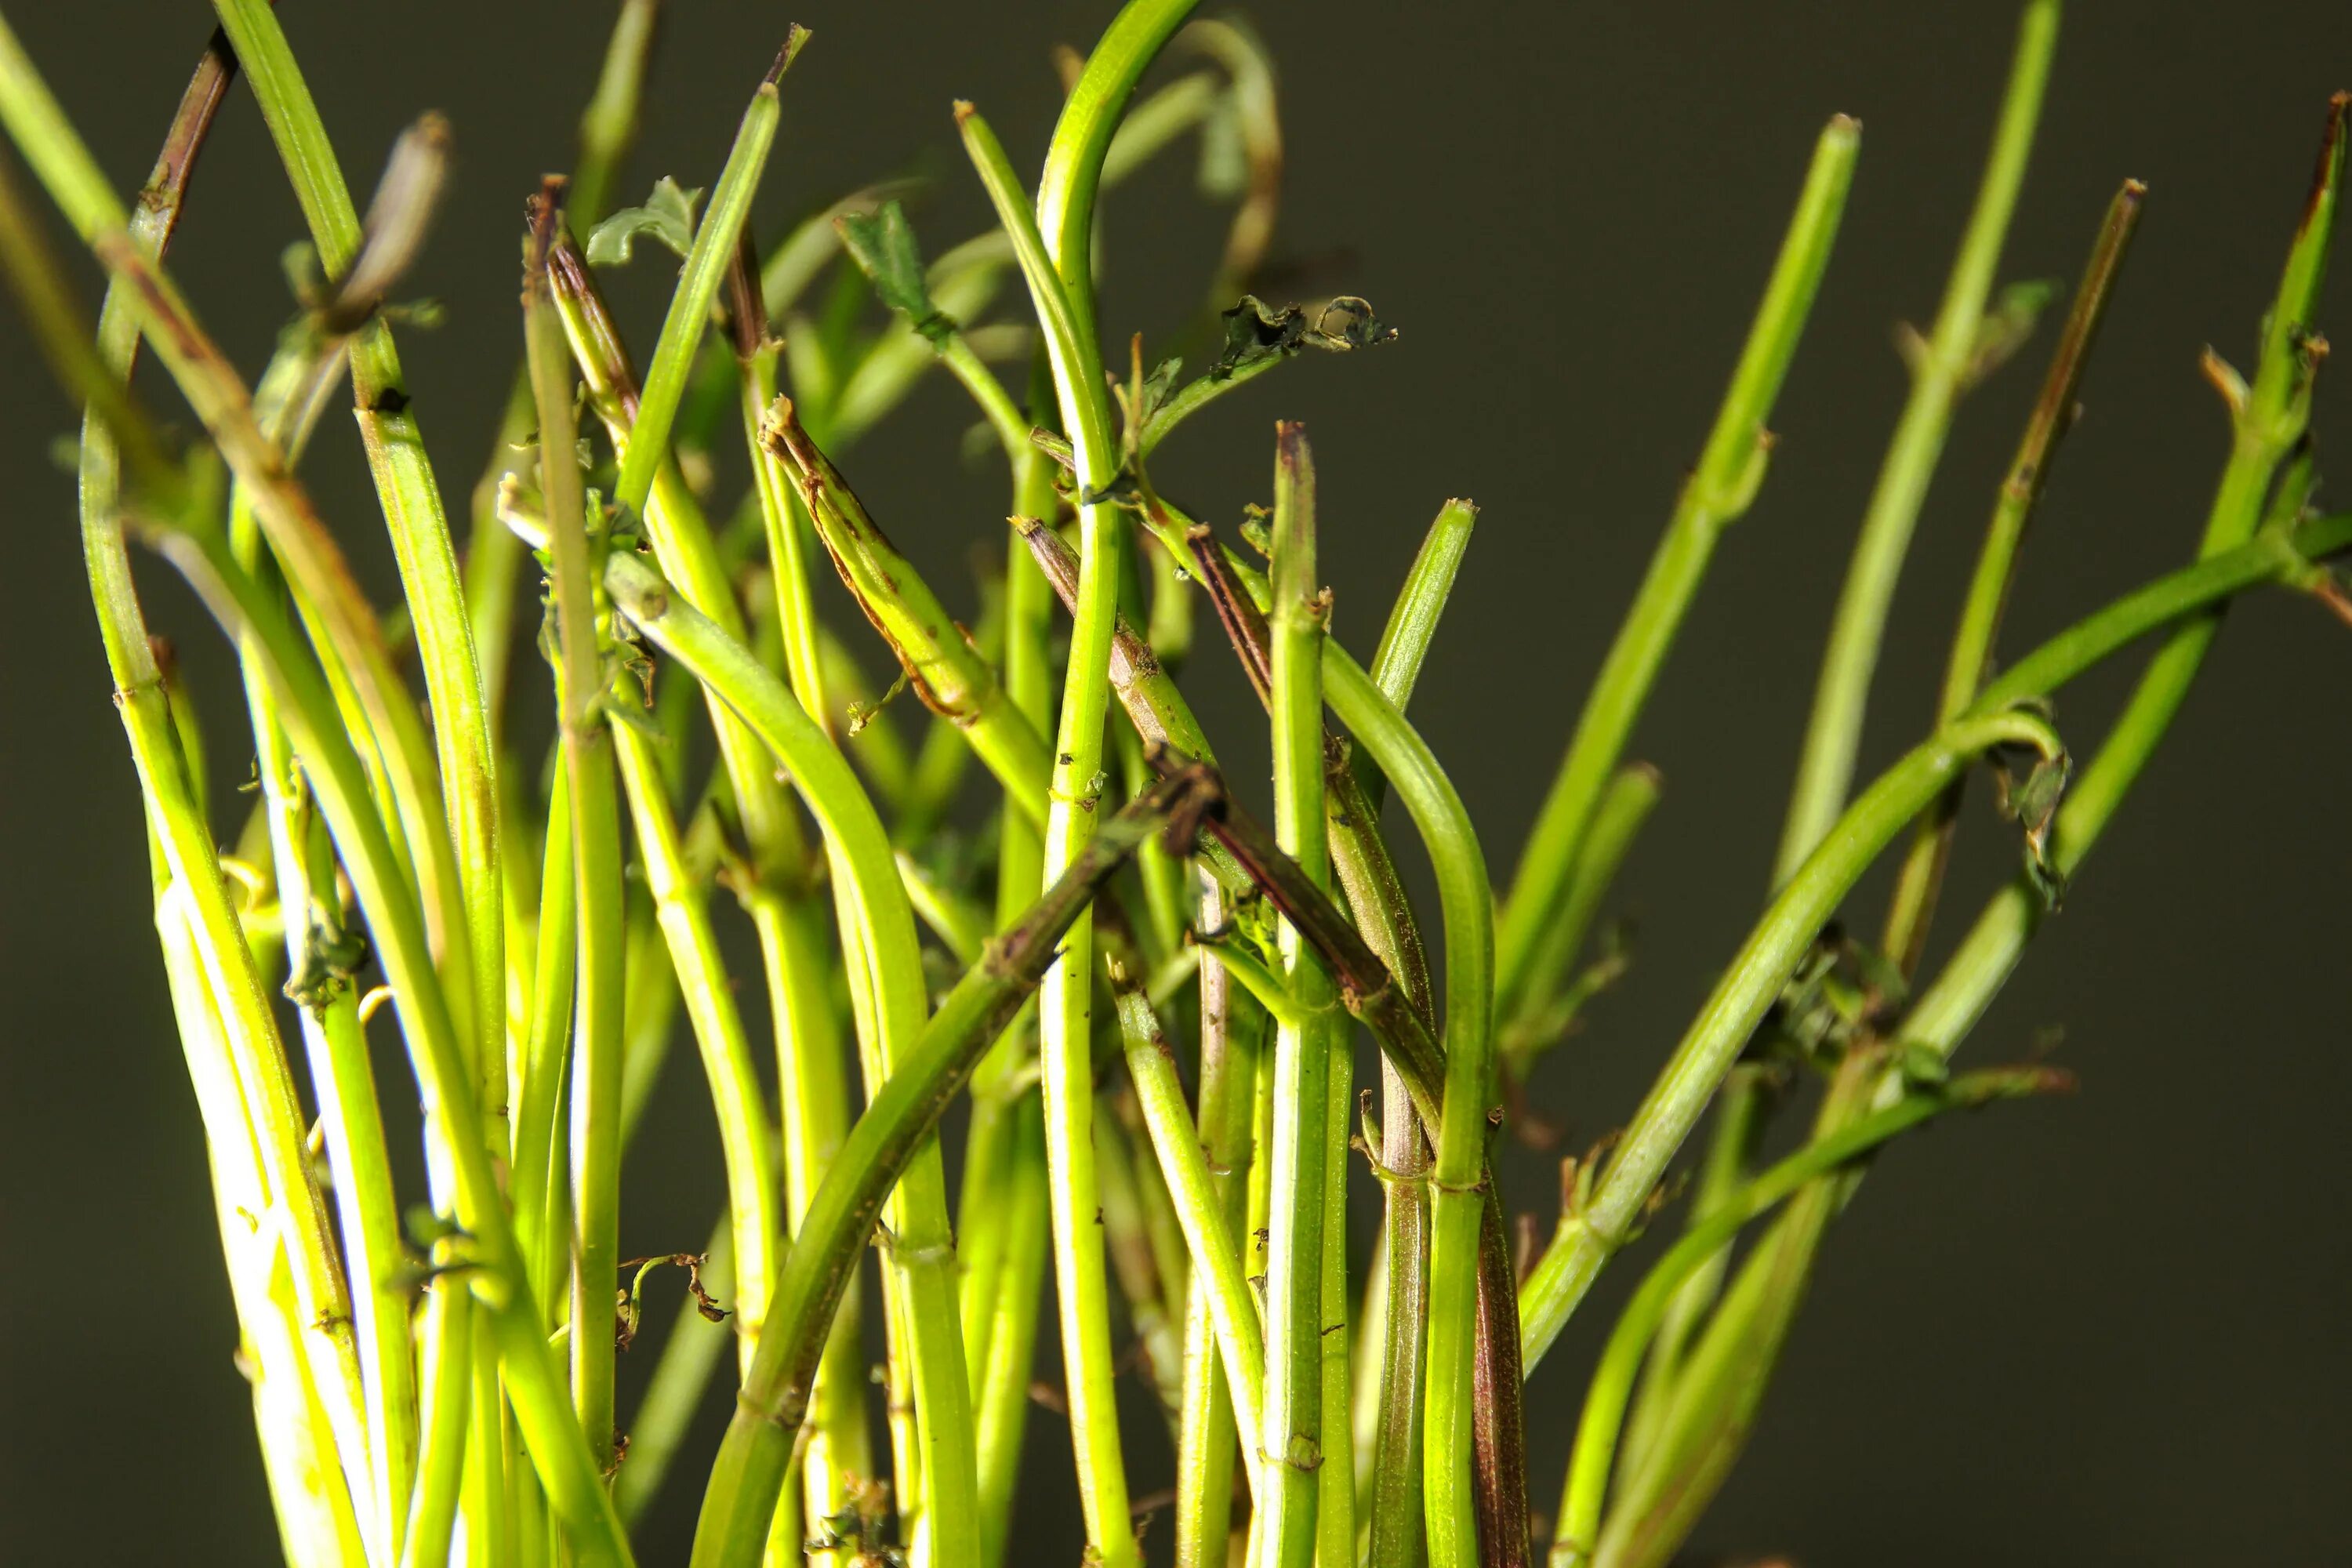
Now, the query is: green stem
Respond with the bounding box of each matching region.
[1261,423,1332,1568]
[1116,986,1269,1463]
[613,724,782,1362]
[1546,1069,2063,1568]
[527,201,628,1474]
[1880,176,2144,976]
[1516,708,2067,1372]
[612,31,806,521]
[211,0,503,1101]
[466,0,662,735]
[8,36,376,1527]
[1497,113,1859,1018]
[684,768,1222,1568]
[594,546,977,1567]
[144,509,633,1565]
[762,400,1055,808]
[1176,875,1260,1568]
[960,84,1150,1564]
[1774,0,2059,882]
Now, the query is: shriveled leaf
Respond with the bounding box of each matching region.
[1208,292,1396,379]
[586,176,702,267]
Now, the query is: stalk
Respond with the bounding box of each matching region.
[0,34,474,1142]
[590,547,978,1568]
[1515,707,2068,1371]
[1116,986,1269,1463]
[762,400,1056,805]
[1497,114,1859,1021]
[1545,1069,2065,1568]
[238,449,417,1561]
[1176,875,1261,1568]
[959,84,1149,1565]
[1880,177,2145,975]
[612,31,807,521]
[468,0,663,735]
[0,60,376,1540]
[210,0,503,1100]
[1775,0,2059,880]
[144,490,633,1565]
[1260,423,1334,1568]
[612,724,782,1363]
[36,23,374,1550]
[526,194,629,1475]
[685,768,1225,1568]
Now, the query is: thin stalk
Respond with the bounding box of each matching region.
[1775,0,2059,881]
[1261,423,1333,1568]
[1097,1077,1188,1425]
[1501,112,1860,1018]
[0,33,474,1138]
[967,358,1062,1563]
[1880,177,2145,976]
[1501,764,1661,1075]
[960,93,1142,1566]
[763,400,1055,807]
[1177,874,1261,1568]
[975,1095,1051,1568]
[6,111,376,1555]
[1546,1069,2064,1568]
[211,0,502,1097]
[1116,986,1269,1464]
[144,514,633,1563]
[1909,89,2345,1055]
[404,1271,472,1568]
[613,723,782,1363]
[512,768,576,1331]
[527,196,629,1474]
[1515,707,2068,1372]
[593,546,978,1568]
[467,0,663,734]
[1308,652,1497,1568]
[685,768,1225,1568]
[612,31,807,521]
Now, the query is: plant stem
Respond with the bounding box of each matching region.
[1774,0,2058,882]
[612,30,805,521]
[1261,422,1333,1568]
[763,400,1055,807]
[1497,113,1859,1019]
[1177,874,1260,1568]
[1879,177,2144,976]
[961,82,1151,1565]
[1546,1069,2065,1568]
[1516,708,2067,1371]
[685,768,1223,1568]
[527,192,628,1474]
[211,0,503,1100]
[613,723,781,1364]
[1116,986,1269,1464]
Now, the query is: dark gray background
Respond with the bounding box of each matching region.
[2,2,2347,1563]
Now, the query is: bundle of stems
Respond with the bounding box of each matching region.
[2,2,2344,1566]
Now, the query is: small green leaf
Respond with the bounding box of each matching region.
[837,200,955,345]
[1965,278,2061,386]
[1896,1041,1951,1091]
[585,176,703,267]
